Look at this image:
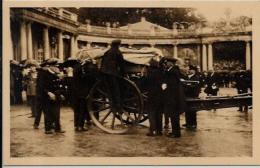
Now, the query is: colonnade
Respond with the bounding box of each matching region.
[19,20,78,61]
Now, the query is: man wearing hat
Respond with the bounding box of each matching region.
[100,39,125,114]
[161,57,186,138]
[100,39,125,76]
[182,65,201,129]
[146,56,185,138]
[10,60,23,104]
[34,59,65,134]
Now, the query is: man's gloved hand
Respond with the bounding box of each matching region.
[48,92,56,101]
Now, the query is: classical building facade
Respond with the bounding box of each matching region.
[10,8,252,70]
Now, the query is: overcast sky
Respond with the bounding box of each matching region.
[194,4,253,22]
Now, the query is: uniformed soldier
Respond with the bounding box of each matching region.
[146,57,185,138]
[35,59,65,134]
[161,57,185,138]
[182,65,201,129]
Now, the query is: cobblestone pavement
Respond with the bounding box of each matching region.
[10,88,252,157]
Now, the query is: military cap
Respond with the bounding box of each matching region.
[41,58,62,67]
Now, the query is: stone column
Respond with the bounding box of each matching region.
[70,35,75,58]
[245,41,251,70]
[197,45,201,67]
[26,22,33,60]
[106,22,111,34]
[58,31,64,60]
[173,44,178,58]
[74,35,78,56]
[208,43,213,70]
[20,20,27,60]
[202,43,207,71]
[43,26,50,60]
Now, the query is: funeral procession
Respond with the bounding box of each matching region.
[8,7,252,157]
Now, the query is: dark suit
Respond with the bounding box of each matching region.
[183,73,201,127]
[162,66,185,136]
[34,67,63,132]
[234,71,250,111]
[100,47,125,113]
[146,67,164,134]
[72,62,97,129]
[146,65,185,136]
[10,64,23,104]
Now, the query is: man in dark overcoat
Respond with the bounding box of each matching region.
[10,61,23,104]
[72,60,97,132]
[145,59,164,136]
[100,39,125,113]
[182,65,201,129]
[146,57,185,138]
[234,70,250,112]
[34,60,65,134]
[161,57,186,138]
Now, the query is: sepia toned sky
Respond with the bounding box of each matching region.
[194,4,253,21]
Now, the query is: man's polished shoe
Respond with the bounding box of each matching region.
[33,124,39,129]
[55,129,66,133]
[75,127,88,132]
[167,132,181,138]
[45,130,53,134]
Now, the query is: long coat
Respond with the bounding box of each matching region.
[100,47,125,76]
[161,66,186,115]
[146,66,186,115]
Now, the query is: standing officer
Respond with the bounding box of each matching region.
[161,57,186,138]
[146,57,185,138]
[35,59,65,134]
[182,65,201,129]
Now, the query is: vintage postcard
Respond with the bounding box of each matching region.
[2,0,260,165]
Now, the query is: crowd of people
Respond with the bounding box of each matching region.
[213,60,245,71]
[10,39,252,137]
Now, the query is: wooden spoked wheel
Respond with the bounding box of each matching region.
[87,76,144,134]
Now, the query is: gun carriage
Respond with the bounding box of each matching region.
[64,47,252,134]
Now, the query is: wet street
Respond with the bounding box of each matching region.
[10,88,252,157]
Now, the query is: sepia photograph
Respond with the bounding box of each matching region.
[2,0,260,165]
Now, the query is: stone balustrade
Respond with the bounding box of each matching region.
[78,23,251,38]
